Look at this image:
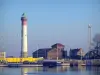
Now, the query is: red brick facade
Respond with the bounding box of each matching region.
[47,43,65,60]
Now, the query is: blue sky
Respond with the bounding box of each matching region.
[0,0,100,56]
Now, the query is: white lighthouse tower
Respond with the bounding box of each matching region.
[21,13,28,57]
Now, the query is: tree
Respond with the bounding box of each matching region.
[93,34,100,43]
[93,33,100,49]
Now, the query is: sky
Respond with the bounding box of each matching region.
[0,0,100,57]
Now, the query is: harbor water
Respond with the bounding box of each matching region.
[0,66,100,75]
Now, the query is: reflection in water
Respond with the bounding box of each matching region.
[21,68,28,75]
[43,66,69,73]
[69,66,86,71]
[86,66,100,75]
[21,67,42,75]
[21,66,69,74]
[20,66,100,75]
[0,67,4,75]
[0,66,100,75]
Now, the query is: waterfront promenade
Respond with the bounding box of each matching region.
[0,60,86,67]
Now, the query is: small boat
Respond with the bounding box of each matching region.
[7,63,22,67]
[43,60,62,67]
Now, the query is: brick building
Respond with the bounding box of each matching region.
[69,48,85,59]
[32,43,67,60]
[47,43,65,60]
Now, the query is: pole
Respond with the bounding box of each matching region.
[81,49,82,64]
[57,48,58,61]
[37,44,39,58]
[88,24,92,64]
[45,49,46,59]
[88,24,92,51]
[37,44,39,73]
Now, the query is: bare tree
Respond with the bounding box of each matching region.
[93,33,100,50]
[93,34,100,43]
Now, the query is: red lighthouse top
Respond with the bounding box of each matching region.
[21,13,27,25]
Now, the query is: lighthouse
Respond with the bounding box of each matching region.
[21,13,28,57]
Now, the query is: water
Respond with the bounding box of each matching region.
[0,66,100,75]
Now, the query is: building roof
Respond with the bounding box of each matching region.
[32,48,52,58]
[70,48,81,53]
[33,48,51,54]
[51,43,65,47]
